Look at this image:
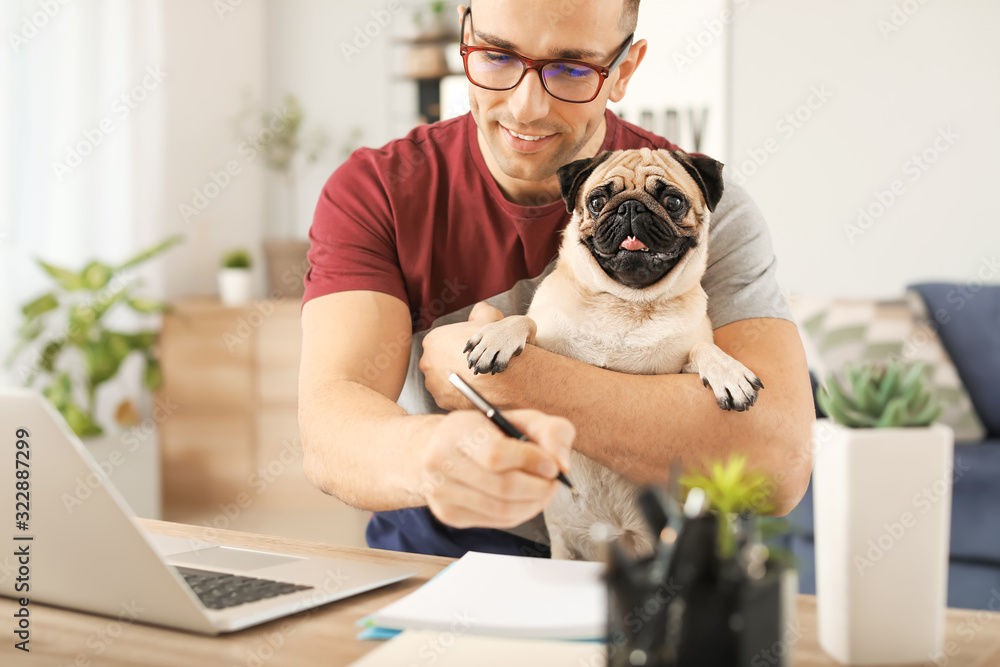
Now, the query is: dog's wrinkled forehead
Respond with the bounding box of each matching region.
[593,148,701,202]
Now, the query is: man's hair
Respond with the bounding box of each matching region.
[620,0,640,36]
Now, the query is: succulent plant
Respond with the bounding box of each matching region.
[818,360,942,428]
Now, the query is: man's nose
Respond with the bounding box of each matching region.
[507,69,550,125]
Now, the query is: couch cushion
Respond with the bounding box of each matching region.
[909,283,1000,438]
[787,439,1000,563]
[789,293,986,441]
[790,537,1000,611]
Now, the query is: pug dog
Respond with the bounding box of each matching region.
[462,147,764,561]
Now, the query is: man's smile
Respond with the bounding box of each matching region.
[498,123,557,153]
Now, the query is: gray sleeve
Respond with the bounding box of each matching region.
[702,173,793,330]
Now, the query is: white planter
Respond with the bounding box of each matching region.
[218,268,253,306]
[813,419,954,665]
[82,429,162,520]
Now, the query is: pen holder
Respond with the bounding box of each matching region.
[605,509,794,666]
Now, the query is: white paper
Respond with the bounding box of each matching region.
[349,630,607,667]
[370,551,607,640]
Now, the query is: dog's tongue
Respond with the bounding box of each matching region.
[620,236,648,251]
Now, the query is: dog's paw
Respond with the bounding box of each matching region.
[464,318,531,375]
[691,344,764,412]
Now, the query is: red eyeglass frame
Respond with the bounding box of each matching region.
[458,6,634,104]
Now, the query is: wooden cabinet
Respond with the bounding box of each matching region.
[156,297,370,546]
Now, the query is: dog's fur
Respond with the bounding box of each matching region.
[464,147,762,560]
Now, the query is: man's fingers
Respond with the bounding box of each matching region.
[443,451,560,501]
[427,477,556,529]
[500,409,576,472]
[464,433,563,477]
[468,300,504,324]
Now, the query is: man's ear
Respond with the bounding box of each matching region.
[557,150,614,213]
[669,149,725,213]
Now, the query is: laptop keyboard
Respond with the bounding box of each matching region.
[175,566,314,610]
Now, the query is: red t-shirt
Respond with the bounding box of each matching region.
[304,109,677,329]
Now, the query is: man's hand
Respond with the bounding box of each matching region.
[418,409,574,530]
[421,301,510,410]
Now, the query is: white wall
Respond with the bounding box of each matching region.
[265,0,404,240]
[609,0,729,159]
[730,0,1000,298]
[160,0,268,299]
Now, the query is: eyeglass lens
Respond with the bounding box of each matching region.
[466,50,601,102]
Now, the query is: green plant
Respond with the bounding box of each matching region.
[222,248,252,269]
[232,92,330,239]
[818,360,941,428]
[680,454,775,559]
[4,235,184,438]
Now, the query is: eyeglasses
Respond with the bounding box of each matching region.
[459,7,634,104]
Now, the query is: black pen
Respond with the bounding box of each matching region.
[448,372,575,490]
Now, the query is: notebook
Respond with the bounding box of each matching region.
[348,630,607,667]
[368,551,607,640]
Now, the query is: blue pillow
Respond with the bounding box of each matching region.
[909,283,1000,438]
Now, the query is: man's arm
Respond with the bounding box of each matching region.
[495,317,813,515]
[298,290,434,511]
[423,314,814,515]
[298,291,574,527]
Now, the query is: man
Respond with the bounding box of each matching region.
[298,0,814,559]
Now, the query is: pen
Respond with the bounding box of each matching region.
[448,372,575,490]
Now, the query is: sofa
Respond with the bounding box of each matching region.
[785,282,1000,611]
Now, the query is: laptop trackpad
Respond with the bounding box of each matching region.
[167,546,305,571]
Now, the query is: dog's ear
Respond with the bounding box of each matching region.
[669,150,725,213]
[557,150,614,214]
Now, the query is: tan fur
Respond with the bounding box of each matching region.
[464,148,762,561]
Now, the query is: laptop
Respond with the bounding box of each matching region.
[0,388,416,634]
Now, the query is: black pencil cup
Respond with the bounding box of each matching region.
[605,509,792,666]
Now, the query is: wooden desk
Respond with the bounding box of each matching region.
[2,519,999,666]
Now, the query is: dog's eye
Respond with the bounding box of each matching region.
[664,196,684,213]
[587,195,607,215]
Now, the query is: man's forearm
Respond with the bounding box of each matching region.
[299,378,443,512]
[483,320,815,514]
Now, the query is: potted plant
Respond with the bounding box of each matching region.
[218,248,253,307]
[232,92,329,299]
[813,360,953,665]
[3,234,184,519]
